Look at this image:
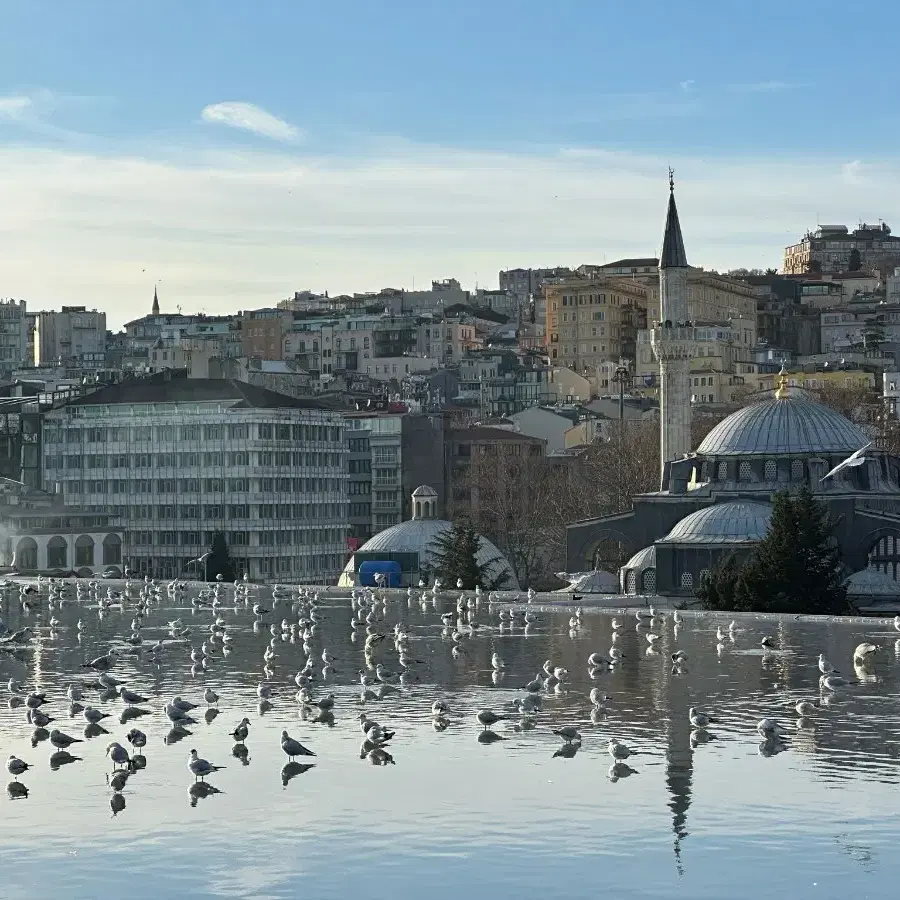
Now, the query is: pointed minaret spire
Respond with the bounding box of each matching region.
[152,285,160,316]
[660,169,689,269]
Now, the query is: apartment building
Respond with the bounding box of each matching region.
[32,306,107,367]
[0,300,30,377]
[42,375,349,583]
[241,308,292,360]
[784,223,900,276]
[544,276,649,372]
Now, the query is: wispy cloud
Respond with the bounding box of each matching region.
[200,101,302,142]
[0,95,33,120]
[679,80,695,92]
[727,80,810,93]
[0,140,898,328]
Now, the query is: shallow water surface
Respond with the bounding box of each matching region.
[1,582,899,900]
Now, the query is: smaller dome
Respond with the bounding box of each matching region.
[623,545,656,571]
[412,485,438,498]
[661,502,772,544]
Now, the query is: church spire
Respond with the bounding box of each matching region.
[152,285,160,316]
[660,169,689,269]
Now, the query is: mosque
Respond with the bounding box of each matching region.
[566,178,900,605]
[338,485,520,589]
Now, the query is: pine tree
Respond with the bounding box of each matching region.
[429,521,507,590]
[848,248,862,272]
[207,531,235,582]
[733,488,848,615]
[696,554,742,611]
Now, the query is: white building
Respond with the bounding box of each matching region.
[0,299,30,376]
[42,376,350,583]
[33,306,107,367]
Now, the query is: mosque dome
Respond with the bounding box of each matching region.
[660,501,772,544]
[696,395,868,458]
[338,485,519,589]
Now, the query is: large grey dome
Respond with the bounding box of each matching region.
[338,518,519,589]
[696,396,868,457]
[660,501,772,544]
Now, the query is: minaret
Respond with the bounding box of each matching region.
[151,286,160,316]
[650,170,694,488]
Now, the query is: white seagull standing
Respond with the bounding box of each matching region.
[188,748,225,780]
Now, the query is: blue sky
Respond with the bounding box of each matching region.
[0,1,898,327]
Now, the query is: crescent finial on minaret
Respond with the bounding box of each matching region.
[668,167,675,192]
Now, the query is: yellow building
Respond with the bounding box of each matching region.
[642,270,758,329]
[545,276,649,373]
[755,368,876,393]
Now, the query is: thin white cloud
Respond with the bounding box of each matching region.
[0,95,33,119]
[200,101,301,142]
[728,81,810,93]
[1,141,899,328]
[679,80,695,92]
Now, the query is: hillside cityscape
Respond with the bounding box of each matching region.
[1,182,899,600]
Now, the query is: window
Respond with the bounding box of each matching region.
[275,451,291,466]
[228,451,250,466]
[228,504,250,519]
[179,478,201,492]
[179,452,201,466]
[228,531,249,546]
[717,461,727,481]
[258,504,275,519]
[258,423,273,439]
[738,461,752,482]
[642,569,656,593]
[276,424,290,440]
[259,477,274,492]
[764,460,777,481]
[258,451,273,465]
[203,451,224,466]
[680,572,693,590]
[791,459,804,481]
[228,477,249,492]
[180,425,201,440]
[228,423,249,440]
[203,425,224,440]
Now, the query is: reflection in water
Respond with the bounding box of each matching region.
[0,580,899,897]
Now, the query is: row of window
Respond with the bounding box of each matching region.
[126,528,345,547]
[127,553,345,577]
[93,503,345,521]
[61,477,344,495]
[703,459,806,482]
[44,422,342,445]
[46,449,344,470]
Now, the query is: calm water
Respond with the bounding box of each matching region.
[1,581,900,900]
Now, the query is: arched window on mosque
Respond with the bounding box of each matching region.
[642,569,656,593]
[680,572,693,590]
[625,570,637,594]
[738,461,752,482]
[764,460,777,481]
[791,459,804,481]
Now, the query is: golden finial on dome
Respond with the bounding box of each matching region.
[774,364,789,400]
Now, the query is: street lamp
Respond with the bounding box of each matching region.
[612,365,630,424]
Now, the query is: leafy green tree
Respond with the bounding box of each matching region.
[429,521,509,590]
[698,488,847,614]
[207,531,235,582]
[696,553,743,611]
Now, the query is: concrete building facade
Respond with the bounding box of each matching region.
[41,376,349,583]
[784,223,900,276]
[33,307,107,367]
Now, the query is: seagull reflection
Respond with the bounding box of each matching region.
[232,743,250,766]
[204,708,220,725]
[257,700,273,715]
[165,725,193,745]
[553,742,580,759]
[608,762,638,781]
[281,761,315,785]
[84,723,109,740]
[31,727,50,747]
[110,793,126,817]
[367,747,395,765]
[107,769,131,792]
[6,780,28,799]
[758,737,787,757]
[49,750,82,770]
[477,730,504,744]
[189,781,223,806]
[689,729,715,748]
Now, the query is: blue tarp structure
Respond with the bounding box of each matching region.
[358,560,402,587]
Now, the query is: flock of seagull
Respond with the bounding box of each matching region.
[0,574,897,812]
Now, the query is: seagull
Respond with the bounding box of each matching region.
[188,748,225,780]
[256,683,272,700]
[853,643,880,664]
[688,707,715,729]
[281,730,316,759]
[757,718,785,738]
[431,700,451,716]
[82,649,118,671]
[476,709,505,730]
[49,729,82,749]
[553,725,582,743]
[589,687,609,707]
[821,673,848,691]
[83,706,110,724]
[761,636,777,649]
[230,718,250,743]
[818,653,837,675]
[119,687,148,705]
[795,700,818,716]
[820,442,872,481]
[126,728,147,750]
[607,739,633,759]
[204,688,220,706]
[106,742,132,769]
[6,755,28,779]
